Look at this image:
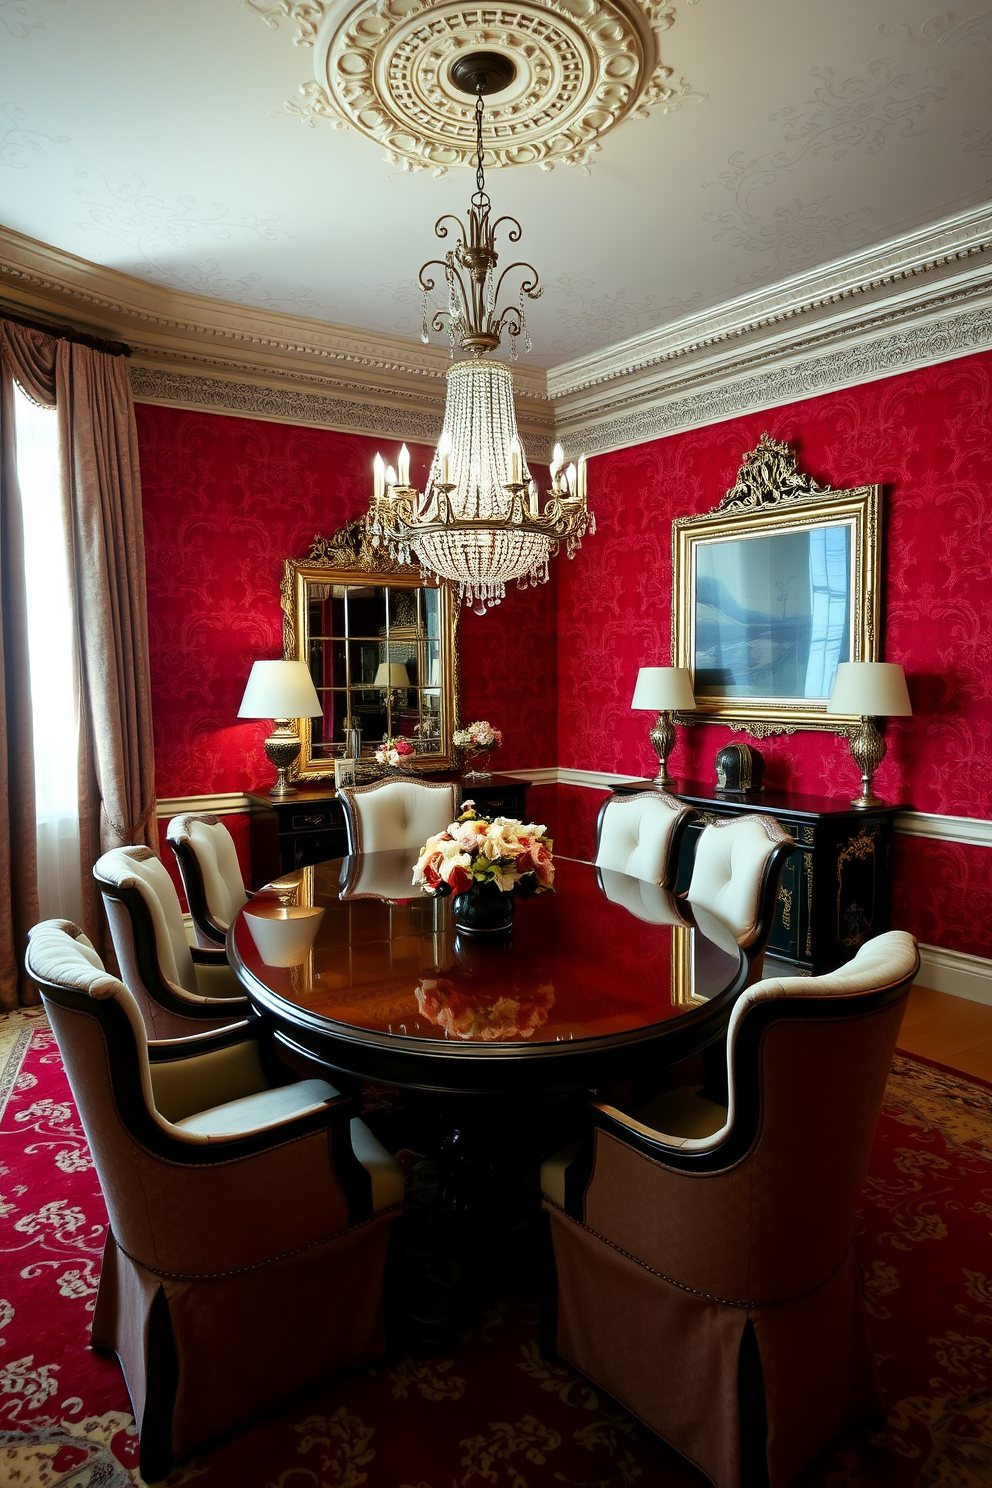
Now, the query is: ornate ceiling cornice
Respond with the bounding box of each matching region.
[0,222,553,446]
[552,204,992,452]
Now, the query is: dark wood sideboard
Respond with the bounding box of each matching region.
[247,773,530,888]
[613,778,904,975]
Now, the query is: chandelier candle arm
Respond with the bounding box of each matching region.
[363,63,595,613]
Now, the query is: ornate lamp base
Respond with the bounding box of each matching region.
[649,710,677,789]
[264,719,302,798]
[847,714,886,810]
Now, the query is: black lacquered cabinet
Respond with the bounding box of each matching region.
[247,774,530,889]
[613,779,903,974]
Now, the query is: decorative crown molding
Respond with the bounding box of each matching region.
[553,203,992,453]
[0,222,553,445]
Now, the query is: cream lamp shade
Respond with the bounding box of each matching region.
[826,662,912,717]
[238,660,322,720]
[631,666,697,712]
[374,662,411,689]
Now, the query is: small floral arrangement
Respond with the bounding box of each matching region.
[453,720,503,756]
[412,804,554,897]
[375,735,416,767]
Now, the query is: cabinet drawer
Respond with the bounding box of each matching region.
[290,805,343,832]
[287,829,348,870]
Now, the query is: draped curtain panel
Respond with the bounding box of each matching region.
[0,319,156,998]
[0,355,40,1008]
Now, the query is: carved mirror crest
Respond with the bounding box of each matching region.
[282,522,459,780]
[672,435,881,735]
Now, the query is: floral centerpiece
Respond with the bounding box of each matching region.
[453,719,503,779]
[374,735,416,769]
[412,803,554,932]
[415,976,555,1042]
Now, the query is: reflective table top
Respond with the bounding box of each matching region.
[229,852,745,1092]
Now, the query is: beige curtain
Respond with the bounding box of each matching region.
[0,318,156,991]
[0,357,40,1008]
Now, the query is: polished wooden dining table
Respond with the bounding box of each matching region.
[228,850,747,1097]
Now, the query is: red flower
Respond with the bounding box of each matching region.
[446,863,472,895]
[394,737,415,756]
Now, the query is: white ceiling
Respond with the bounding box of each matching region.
[2,0,990,367]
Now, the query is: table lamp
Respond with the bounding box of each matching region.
[631,666,697,788]
[826,661,912,809]
[374,661,411,707]
[238,659,322,798]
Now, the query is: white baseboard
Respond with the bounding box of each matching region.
[916,943,992,1005]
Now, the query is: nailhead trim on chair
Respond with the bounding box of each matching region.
[107,1203,403,1282]
[544,1200,849,1309]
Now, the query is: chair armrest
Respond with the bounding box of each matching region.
[590,1100,729,1159]
[190,944,229,966]
[147,1019,259,1062]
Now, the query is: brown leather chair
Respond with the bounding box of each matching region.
[541,930,920,1488]
[166,812,250,946]
[25,919,404,1482]
[594,790,695,889]
[94,845,252,1038]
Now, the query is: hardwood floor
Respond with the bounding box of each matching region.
[898,986,992,1083]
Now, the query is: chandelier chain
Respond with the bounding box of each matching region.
[472,92,487,211]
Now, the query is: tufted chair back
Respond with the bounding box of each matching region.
[167,813,249,944]
[686,814,794,947]
[93,845,250,1038]
[338,777,458,855]
[594,791,694,888]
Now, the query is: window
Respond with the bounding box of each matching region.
[14,383,83,923]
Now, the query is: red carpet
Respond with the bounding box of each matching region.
[1,1008,990,1487]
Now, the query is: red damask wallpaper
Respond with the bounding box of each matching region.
[138,351,992,956]
[136,406,559,801]
[557,350,992,955]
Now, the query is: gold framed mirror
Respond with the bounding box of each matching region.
[672,435,881,736]
[282,523,459,780]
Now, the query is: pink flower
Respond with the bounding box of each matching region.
[394,737,415,756]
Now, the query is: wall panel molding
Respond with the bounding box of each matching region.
[156,793,251,819]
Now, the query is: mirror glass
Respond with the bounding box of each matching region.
[283,528,458,779]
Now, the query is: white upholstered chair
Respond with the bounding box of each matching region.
[594,791,695,888]
[93,845,252,1039]
[684,814,795,982]
[166,813,249,945]
[338,777,458,855]
[542,930,920,1488]
[25,918,403,1481]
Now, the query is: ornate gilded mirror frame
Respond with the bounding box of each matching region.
[672,435,880,736]
[282,522,459,781]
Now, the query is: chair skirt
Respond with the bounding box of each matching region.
[546,1204,882,1488]
[92,1213,396,1478]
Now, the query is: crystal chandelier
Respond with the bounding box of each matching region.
[366,52,594,615]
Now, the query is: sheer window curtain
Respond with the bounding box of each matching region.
[0,317,156,1006]
[15,386,84,926]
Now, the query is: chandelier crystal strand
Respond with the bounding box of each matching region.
[365,56,594,613]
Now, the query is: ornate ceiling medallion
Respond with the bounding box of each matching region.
[247,0,699,172]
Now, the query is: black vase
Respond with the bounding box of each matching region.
[452,880,515,933]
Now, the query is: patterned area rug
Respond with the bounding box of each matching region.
[1,1009,990,1488]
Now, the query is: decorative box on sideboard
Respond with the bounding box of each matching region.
[247,774,531,888]
[613,779,904,975]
